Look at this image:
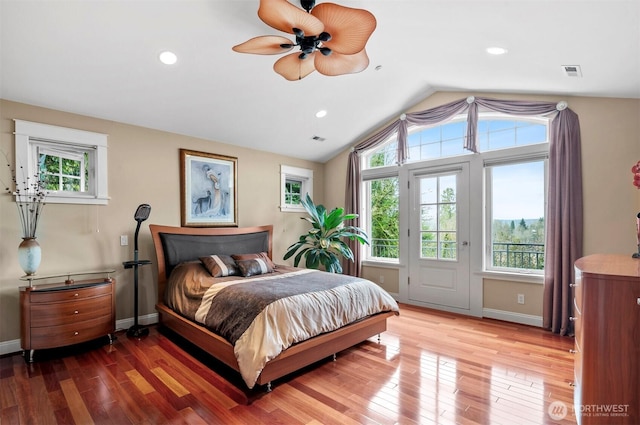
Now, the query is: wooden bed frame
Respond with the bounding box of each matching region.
[149,223,395,390]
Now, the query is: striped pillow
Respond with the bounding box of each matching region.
[236,258,274,277]
[231,252,276,270]
[199,254,239,277]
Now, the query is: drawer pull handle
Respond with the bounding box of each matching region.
[569,316,576,321]
[73,293,79,297]
[637,298,640,306]
[569,283,576,287]
[74,310,79,314]
[74,331,79,336]
[569,349,576,354]
[569,382,575,387]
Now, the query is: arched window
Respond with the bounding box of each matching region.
[361,114,549,273]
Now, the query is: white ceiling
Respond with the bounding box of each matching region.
[1,1,639,163]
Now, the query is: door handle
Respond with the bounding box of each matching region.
[461,241,469,246]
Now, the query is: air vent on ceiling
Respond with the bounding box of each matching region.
[311,135,326,142]
[562,65,582,77]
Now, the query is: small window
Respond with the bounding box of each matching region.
[280,165,313,212]
[14,120,109,205]
[367,140,398,168]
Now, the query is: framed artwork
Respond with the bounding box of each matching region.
[180,149,238,227]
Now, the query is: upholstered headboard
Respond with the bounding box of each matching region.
[149,224,273,304]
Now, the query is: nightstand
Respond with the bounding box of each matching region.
[19,272,116,362]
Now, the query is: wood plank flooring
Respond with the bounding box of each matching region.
[1,303,577,424]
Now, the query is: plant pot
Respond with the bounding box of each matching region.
[18,237,41,276]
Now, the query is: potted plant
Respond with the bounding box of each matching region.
[284,194,369,273]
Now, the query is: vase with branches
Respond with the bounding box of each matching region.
[3,152,48,275]
[283,194,369,273]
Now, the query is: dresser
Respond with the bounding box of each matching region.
[20,277,116,362]
[573,254,640,425]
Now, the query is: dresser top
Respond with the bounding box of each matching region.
[575,254,640,279]
[20,277,113,292]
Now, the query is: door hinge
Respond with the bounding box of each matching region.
[408,276,410,285]
[407,228,410,237]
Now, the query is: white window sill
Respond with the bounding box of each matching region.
[44,194,110,205]
[280,206,306,213]
[362,259,403,269]
[477,269,544,284]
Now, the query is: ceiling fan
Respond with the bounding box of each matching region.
[232,0,377,81]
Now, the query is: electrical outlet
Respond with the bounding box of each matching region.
[517,293,525,304]
[120,235,128,246]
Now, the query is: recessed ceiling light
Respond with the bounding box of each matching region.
[159,51,178,65]
[486,47,508,55]
[315,110,327,118]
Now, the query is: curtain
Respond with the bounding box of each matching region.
[543,108,583,335]
[344,96,583,335]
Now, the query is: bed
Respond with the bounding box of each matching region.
[149,224,399,391]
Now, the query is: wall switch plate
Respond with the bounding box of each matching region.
[517,294,525,304]
[120,235,128,246]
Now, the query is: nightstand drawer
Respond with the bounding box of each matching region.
[29,282,112,303]
[30,294,112,327]
[29,314,114,350]
[20,277,116,356]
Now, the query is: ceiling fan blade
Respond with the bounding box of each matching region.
[258,0,324,36]
[274,52,317,81]
[311,3,376,55]
[314,49,370,77]
[232,36,294,54]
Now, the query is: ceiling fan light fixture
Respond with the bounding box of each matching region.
[300,0,316,13]
[233,0,377,80]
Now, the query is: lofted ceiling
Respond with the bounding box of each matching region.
[1,0,639,163]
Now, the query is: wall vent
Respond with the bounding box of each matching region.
[311,135,326,142]
[562,65,582,77]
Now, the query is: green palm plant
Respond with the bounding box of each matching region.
[283,194,369,273]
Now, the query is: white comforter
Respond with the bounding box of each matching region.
[192,269,399,388]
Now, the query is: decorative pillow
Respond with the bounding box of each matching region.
[199,254,239,277]
[231,252,276,270]
[236,258,274,277]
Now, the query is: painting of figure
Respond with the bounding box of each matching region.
[180,149,237,227]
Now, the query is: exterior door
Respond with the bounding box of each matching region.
[409,163,470,310]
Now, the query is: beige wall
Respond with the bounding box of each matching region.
[324,91,640,317]
[0,100,323,343]
[2,90,639,345]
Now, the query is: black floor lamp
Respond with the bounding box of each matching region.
[123,204,152,338]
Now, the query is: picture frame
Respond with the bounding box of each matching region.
[180,149,238,227]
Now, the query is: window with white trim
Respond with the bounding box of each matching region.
[361,113,549,273]
[485,156,547,273]
[14,120,109,205]
[280,165,313,212]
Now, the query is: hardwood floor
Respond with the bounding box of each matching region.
[1,303,576,424]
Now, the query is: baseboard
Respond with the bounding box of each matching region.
[115,312,159,333]
[0,339,22,357]
[482,308,543,327]
[0,313,160,356]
